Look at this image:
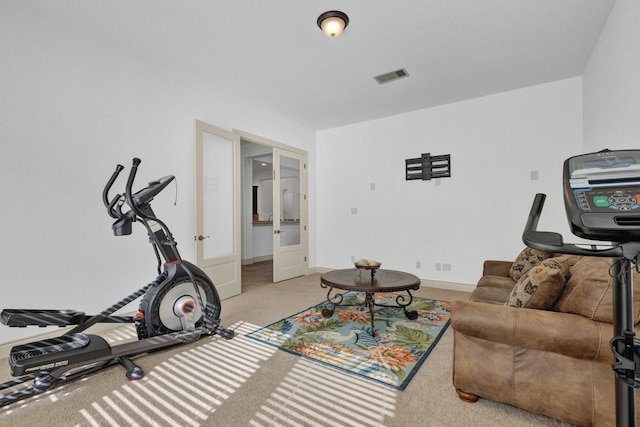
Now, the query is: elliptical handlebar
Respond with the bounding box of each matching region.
[125,158,144,220]
[103,164,125,219]
[523,193,623,258]
[103,158,175,222]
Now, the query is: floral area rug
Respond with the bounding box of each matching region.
[245,293,451,390]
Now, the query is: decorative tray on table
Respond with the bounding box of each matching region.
[354,259,381,280]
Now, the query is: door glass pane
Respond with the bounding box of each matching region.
[280,155,300,246]
[202,131,233,258]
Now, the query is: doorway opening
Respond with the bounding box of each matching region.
[239,134,308,287]
[241,140,273,278]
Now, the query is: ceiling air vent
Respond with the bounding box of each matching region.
[373,68,409,85]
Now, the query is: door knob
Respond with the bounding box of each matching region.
[196,235,210,241]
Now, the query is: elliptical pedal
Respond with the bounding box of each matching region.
[10,333,90,360]
[1,309,86,327]
[9,333,111,376]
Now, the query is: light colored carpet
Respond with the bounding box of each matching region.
[0,264,573,426]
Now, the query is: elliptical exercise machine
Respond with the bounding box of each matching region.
[0,158,234,407]
[523,149,640,427]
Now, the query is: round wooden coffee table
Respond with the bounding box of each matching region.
[320,269,421,335]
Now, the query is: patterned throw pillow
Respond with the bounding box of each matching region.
[506,258,568,309]
[509,247,553,281]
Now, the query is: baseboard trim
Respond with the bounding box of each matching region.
[421,279,474,293]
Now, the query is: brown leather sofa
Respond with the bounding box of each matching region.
[451,249,640,426]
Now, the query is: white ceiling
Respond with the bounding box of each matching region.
[21,0,615,131]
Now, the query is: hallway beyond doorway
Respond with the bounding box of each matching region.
[241,260,273,292]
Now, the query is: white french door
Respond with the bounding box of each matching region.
[194,120,241,299]
[272,148,307,282]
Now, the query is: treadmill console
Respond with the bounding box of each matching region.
[563,149,640,242]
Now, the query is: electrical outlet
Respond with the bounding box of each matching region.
[351,256,355,262]
[351,207,358,214]
[443,263,451,271]
[416,261,421,268]
[530,170,539,180]
[436,263,442,271]
[370,183,376,191]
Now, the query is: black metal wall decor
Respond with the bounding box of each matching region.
[405,153,451,181]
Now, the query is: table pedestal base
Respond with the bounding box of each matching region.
[320,287,418,336]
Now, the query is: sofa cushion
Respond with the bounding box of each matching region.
[506,257,569,309]
[554,257,640,323]
[472,275,515,305]
[451,300,614,363]
[552,253,583,269]
[509,247,553,281]
[482,260,512,277]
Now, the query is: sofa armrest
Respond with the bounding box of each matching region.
[451,300,614,364]
[482,260,512,278]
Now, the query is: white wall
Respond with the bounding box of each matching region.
[0,6,315,343]
[316,78,583,286]
[583,0,640,152]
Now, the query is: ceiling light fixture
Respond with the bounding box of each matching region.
[317,10,349,38]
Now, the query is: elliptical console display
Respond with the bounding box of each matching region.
[563,149,640,242]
